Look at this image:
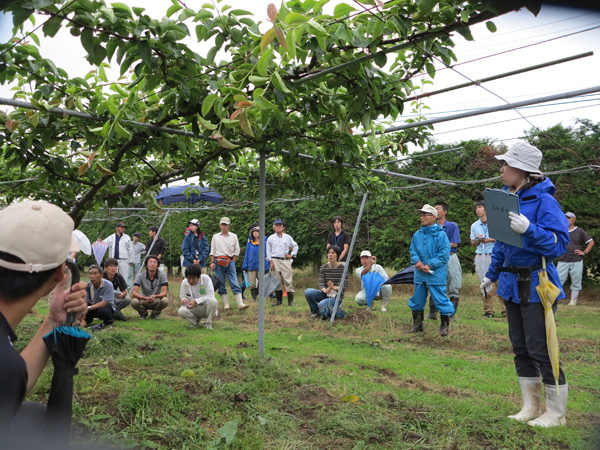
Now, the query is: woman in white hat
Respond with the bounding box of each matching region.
[480,141,570,427]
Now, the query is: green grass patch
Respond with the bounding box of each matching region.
[17,273,600,449]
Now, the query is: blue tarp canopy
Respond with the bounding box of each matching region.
[155,185,222,205]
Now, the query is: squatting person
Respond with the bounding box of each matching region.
[131,256,170,319]
[354,251,391,312]
[178,264,218,329]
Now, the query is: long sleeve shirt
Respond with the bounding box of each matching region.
[266,233,298,260]
[210,232,240,258]
[179,275,216,304]
[103,233,133,263]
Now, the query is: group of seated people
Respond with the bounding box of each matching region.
[81,248,388,330]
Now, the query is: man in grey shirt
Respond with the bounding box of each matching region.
[128,232,146,288]
[131,256,170,319]
[81,264,115,331]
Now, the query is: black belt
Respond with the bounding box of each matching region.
[495,263,543,274]
[272,257,286,260]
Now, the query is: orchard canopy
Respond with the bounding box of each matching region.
[0,0,539,224]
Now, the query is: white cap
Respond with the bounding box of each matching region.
[360,250,371,257]
[189,219,200,226]
[565,212,576,219]
[0,201,78,272]
[417,204,437,218]
[220,217,231,225]
[495,141,543,174]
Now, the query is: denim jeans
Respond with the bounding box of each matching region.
[215,261,241,295]
[304,289,342,315]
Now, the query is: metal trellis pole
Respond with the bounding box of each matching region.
[330,192,368,325]
[258,151,266,357]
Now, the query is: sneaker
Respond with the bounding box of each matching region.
[190,317,200,328]
[483,313,494,318]
[150,314,161,320]
[91,323,106,331]
[139,314,148,320]
[204,322,213,330]
[381,306,387,312]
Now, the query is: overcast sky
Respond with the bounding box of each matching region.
[1,1,599,153]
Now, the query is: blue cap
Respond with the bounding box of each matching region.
[133,232,140,237]
[273,218,284,225]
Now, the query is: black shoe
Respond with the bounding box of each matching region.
[439,315,450,337]
[483,313,494,318]
[287,292,296,307]
[449,298,459,323]
[91,323,106,331]
[139,313,148,320]
[251,288,258,302]
[407,310,424,333]
[150,313,161,319]
[271,290,283,307]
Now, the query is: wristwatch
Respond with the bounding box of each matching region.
[583,251,587,255]
[87,306,91,310]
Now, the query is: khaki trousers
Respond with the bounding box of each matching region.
[271,259,294,293]
[131,297,170,316]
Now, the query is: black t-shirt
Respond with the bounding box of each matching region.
[103,272,127,292]
[559,227,593,263]
[0,310,28,420]
[326,230,350,261]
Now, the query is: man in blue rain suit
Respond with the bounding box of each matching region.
[407,204,455,337]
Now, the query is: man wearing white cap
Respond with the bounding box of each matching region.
[354,251,392,312]
[556,212,594,306]
[406,204,455,336]
[209,217,248,310]
[0,201,87,432]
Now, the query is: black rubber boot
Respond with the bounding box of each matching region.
[251,288,258,302]
[407,310,424,333]
[271,290,283,306]
[426,297,438,320]
[449,298,459,323]
[287,292,296,306]
[440,314,450,337]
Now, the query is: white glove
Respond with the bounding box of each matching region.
[509,212,530,234]
[480,277,493,295]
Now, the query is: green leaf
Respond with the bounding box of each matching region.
[167,4,182,17]
[313,0,330,15]
[249,76,269,85]
[455,25,474,41]
[206,46,217,65]
[138,40,152,68]
[460,9,468,23]
[42,17,62,37]
[361,111,371,131]
[486,21,497,33]
[257,48,273,77]
[286,29,296,60]
[132,7,145,16]
[341,395,359,403]
[374,52,387,68]
[229,9,253,15]
[239,110,254,137]
[419,0,438,15]
[426,62,436,78]
[195,10,213,20]
[202,94,218,117]
[333,3,356,18]
[111,2,133,18]
[260,28,276,51]
[255,95,276,110]
[181,369,194,377]
[307,19,328,36]
[217,420,238,446]
[272,71,291,94]
[80,28,95,55]
[114,121,132,139]
[285,12,309,26]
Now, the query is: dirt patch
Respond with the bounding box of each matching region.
[285,385,339,424]
[360,365,398,378]
[209,371,242,384]
[339,309,377,326]
[296,385,338,407]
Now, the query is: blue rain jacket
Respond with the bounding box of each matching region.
[181,231,209,267]
[241,236,269,273]
[409,223,451,286]
[485,178,569,304]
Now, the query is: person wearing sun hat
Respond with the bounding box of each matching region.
[480,141,570,427]
[0,201,87,434]
[406,204,455,337]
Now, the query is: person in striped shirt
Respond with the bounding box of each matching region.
[304,246,349,319]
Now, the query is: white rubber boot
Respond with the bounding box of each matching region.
[508,377,542,422]
[221,293,230,310]
[528,384,568,428]
[234,293,248,310]
[381,296,389,312]
[568,290,579,306]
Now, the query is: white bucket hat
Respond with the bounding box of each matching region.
[495,141,543,175]
[416,204,437,218]
[0,201,78,272]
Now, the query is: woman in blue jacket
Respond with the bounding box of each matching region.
[481,142,569,428]
[241,227,268,302]
[181,219,209,275]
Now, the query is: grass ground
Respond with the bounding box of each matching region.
[16,270,600,450]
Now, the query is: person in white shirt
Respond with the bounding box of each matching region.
[178,264,219,329]
[128,232,146,288]
[266,219,299,307]
[102,222,133,280]
[354,251,392,312]
[209,217,248,310]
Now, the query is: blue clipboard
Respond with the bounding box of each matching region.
[483,188,523,248]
